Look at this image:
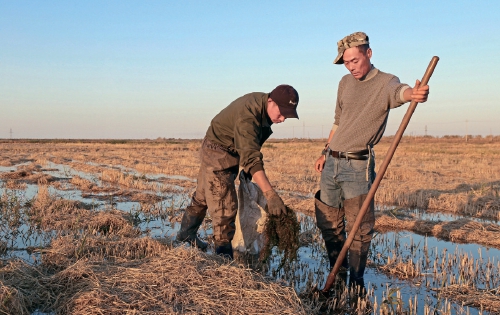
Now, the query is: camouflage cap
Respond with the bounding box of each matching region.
[333,32,369,64]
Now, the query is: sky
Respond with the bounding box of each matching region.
[1,0,499,139]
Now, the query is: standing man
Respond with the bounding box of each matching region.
[177,85,299,258]
[314,32,429,289]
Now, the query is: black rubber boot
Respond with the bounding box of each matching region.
[343,194,374,299]
[215,243,233,259]
[324,239,349,271]
[348,241,370,298]
[176,198,208,251]
[346,245,369,311]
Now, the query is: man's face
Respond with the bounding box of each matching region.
[267,99,286,124]
[343,46,372,80]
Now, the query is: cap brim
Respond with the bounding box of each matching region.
[333,51,344,64]
[279,106,299,119]
[334,41,368,64]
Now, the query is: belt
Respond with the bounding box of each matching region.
[330,149,369,160]
[203,138,238,155]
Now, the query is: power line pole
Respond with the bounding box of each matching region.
[465,120,468,142]
[10,128,12,140]
[425,125,427,136]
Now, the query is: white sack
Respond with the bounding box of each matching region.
[231,171,268,255]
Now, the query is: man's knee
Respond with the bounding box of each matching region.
[186,193,208,217]
[315,190,345,231]
[214,220,236,244]
[344,194,375,238]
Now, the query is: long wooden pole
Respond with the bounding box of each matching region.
[320,56,440,293]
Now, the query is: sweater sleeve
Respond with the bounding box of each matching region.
[333,79,344,126]
[233,112,265,176]
[387,76,410,109]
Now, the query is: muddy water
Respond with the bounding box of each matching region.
[1,163,499,314]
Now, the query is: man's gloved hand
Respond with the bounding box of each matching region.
[264,189,287,216]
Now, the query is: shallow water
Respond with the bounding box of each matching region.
[1,163,498,314]
[393,207,499,224]
[85,161,196,182]
[266,220,496,314]
[404,208,469,222]
[0,162,190,265]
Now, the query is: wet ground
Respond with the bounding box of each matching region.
[1,162,499,314]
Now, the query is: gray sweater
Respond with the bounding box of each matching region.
[329,67,409,152]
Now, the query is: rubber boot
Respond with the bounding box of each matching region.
[348,241,370,300]
[215,243,233,259]
[314,191,348,270]
[324,240,349,271]
[176,198,208,251]
[342,193,374,294]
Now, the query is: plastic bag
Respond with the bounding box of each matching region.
[231,171,268,255]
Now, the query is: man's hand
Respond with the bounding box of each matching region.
[264,189,287,216]
[405,79,430,103]
[315,155,326,173]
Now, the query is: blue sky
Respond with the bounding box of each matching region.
[1,0,499,139]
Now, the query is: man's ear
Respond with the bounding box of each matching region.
[366,48,372,59]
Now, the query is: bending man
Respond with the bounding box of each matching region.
[177,85,300,258]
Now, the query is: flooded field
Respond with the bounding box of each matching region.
[1,138,499,314]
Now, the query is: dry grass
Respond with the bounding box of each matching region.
[0,165,316,314]
[27,185,139,237]
[4,180,27,190]
[1,239,312,314]
[435,285,500,313]
[70,175,95,190]
[268,137,500,219]
[0,169,54,186]
[42,235,167,268]
[66,249,308,315]
[0,284,30,315]
[1,137,499,314]
[4,137,497,218]
[378,255,422,280]
[373,137,500,220]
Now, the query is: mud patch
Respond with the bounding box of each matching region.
[261,206,300,268]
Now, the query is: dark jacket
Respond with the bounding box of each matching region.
[205,92,273,175]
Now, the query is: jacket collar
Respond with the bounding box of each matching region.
[263,94,272,126]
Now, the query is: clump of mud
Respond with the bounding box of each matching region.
[260,206,300,267]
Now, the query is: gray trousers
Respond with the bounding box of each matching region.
[318,154,376,247]
[181,138,239,245]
